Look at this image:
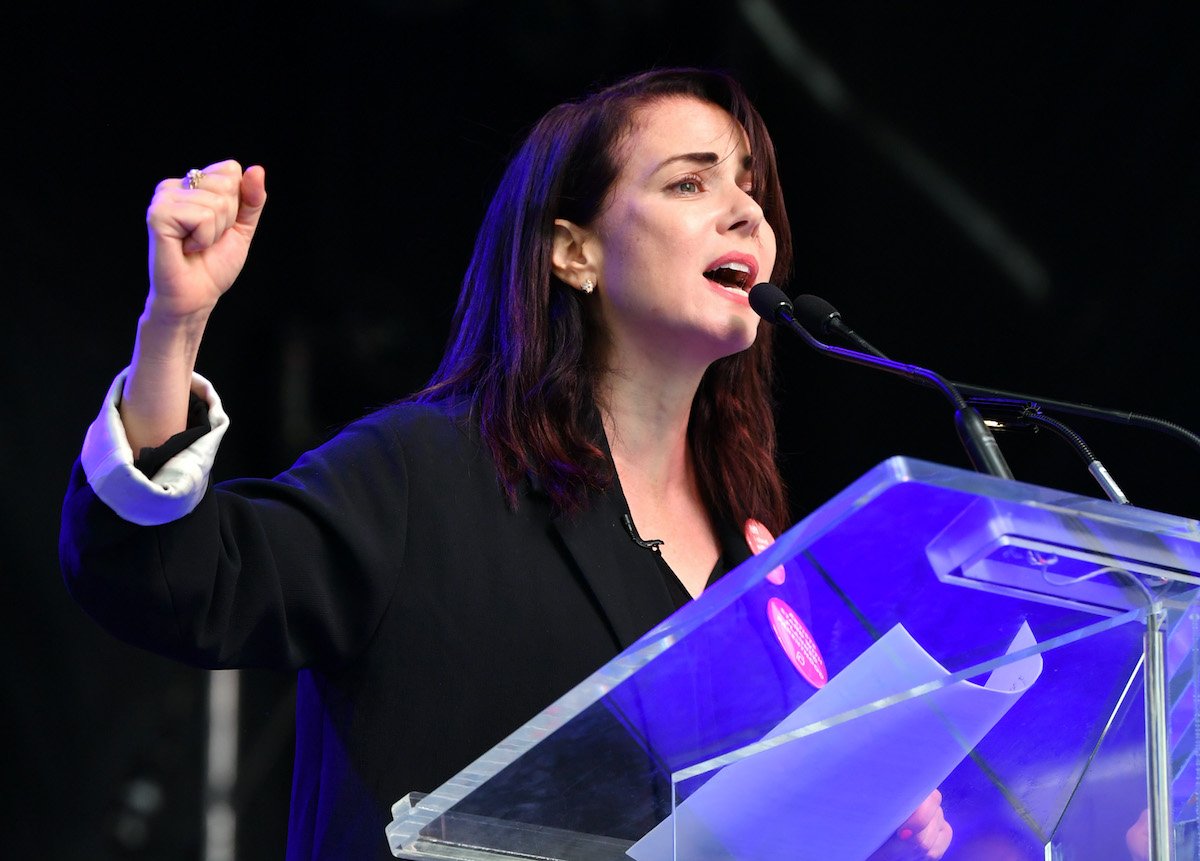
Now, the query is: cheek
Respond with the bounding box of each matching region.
[761,224,779,281]
[600,212,679,295]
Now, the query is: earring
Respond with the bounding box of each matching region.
[581,278,595,294]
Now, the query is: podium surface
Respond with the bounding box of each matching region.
[387,457,1200,860]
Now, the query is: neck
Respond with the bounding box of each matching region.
[597,356,706,501]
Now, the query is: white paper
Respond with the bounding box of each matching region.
[627,622,1042,861]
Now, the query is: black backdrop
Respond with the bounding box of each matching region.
[5,2,1198,858]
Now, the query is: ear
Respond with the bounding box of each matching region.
[551,218,599,292]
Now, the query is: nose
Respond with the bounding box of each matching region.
[721,186,767,237]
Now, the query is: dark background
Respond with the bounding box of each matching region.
[5,2,1198,857]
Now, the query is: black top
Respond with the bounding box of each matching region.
[656,521,743,610]
[61,399,755,860]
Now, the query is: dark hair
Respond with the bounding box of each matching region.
[417,68,793,534]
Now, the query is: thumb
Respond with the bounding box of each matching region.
[235,165,268,232]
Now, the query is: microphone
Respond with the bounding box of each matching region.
[622,514,664,552]
[750,283,1014,480]
[787,292,1139,504]
[791,293,1200,456]
[792,294,888,360]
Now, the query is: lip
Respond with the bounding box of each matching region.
[702,252,760,293]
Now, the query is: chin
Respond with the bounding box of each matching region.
[708,316,759,360]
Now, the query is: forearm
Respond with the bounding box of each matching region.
[120,305,212,452]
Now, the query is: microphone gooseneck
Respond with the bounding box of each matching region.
[954,383,1200,458]
[750,283,1014,481]
[785,290,1139,505]
[791,294,1200,460]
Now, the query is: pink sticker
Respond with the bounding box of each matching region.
[744,518,786,585]
[767,597,828,688]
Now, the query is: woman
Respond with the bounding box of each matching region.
[62,69,950,859]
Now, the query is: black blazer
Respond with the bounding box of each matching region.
[61,400,752,860]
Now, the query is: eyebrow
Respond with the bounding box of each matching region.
[653,152,755,174]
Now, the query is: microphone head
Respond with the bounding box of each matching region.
[792,294,842,335]
[748,282,793,324]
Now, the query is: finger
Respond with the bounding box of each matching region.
[148,200,221,254]
[149,189,238,243]
[183,166,254,235]
[915,806,945,843]
[187,170,240,197]
[1126,809,1149,860]
[899,789,942,832]
[155,161,242,195]
[201,158,244,179]
[234,165,267,232]
[156,185,239,216]
[909,808,950,859]
[928,819,952,859]
[154,173,240,229]
[180,205,220,254]
[184,159,242,195]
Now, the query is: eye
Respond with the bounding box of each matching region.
[739,169,757,197]
[671,174,705,195]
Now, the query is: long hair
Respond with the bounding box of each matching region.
[416,68,793,534]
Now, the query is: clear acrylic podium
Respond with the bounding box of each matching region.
[386,457,1200,860]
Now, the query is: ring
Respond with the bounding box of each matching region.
[183,168,204,190]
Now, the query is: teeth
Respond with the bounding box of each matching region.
[703,260,753,292]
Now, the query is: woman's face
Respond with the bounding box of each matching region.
[586,96,777,373]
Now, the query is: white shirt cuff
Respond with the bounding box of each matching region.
[81,368,230,526]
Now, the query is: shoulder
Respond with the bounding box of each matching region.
[349,398,475,452]
[296,399,483,478]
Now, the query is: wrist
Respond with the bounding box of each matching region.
[129,309,208,384]
[141,294,215,332]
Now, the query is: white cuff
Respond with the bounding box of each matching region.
[81,368,230,526]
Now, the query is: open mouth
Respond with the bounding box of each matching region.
[703,261,753,293]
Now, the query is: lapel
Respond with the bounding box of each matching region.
[549,480,678,652]
[528,412,761,652]
[525,411,678,651]
[716,517,754,573]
